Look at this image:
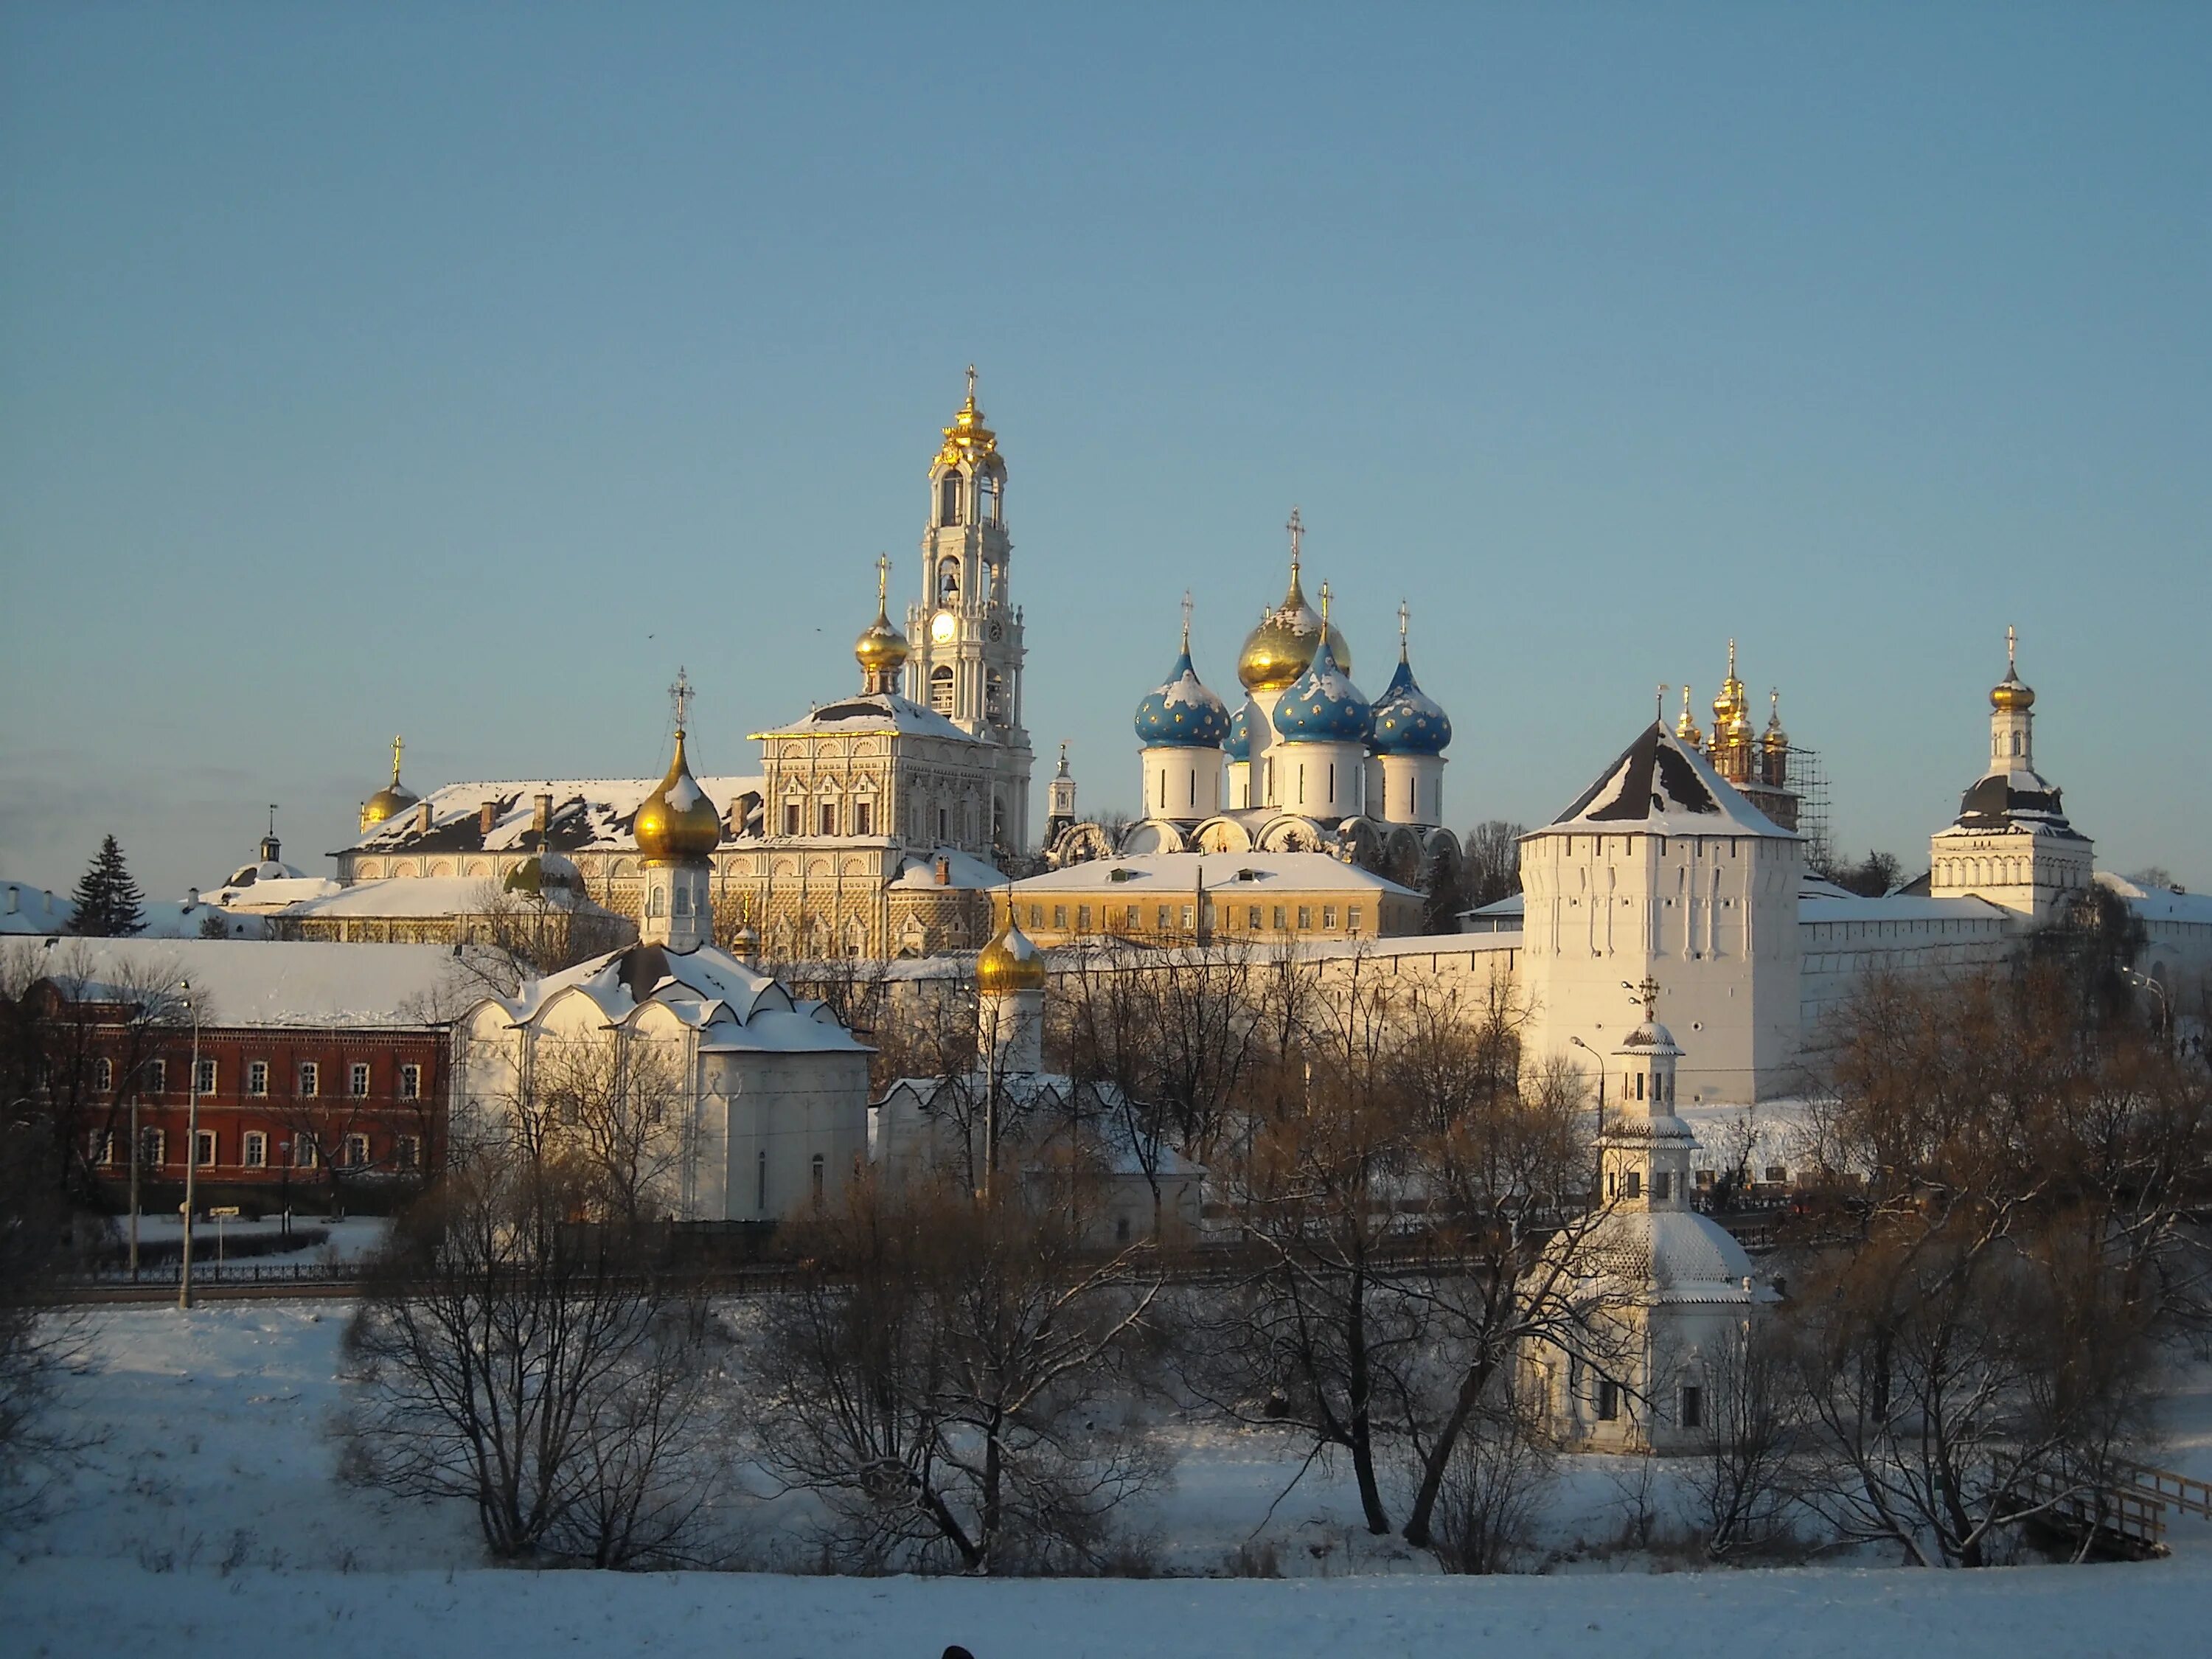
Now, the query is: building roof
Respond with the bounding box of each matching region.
[344,775,766,858]
[2098,871,2212,928]
[888,847,1011,890]
[1942,765,2086,841]
[752,691,985,744]
[493,942,868,1055]
[27,939,473,1028]
[1577,1208,1769,1305]
[1010,850,1420,899]
[1,880,71,936]
[280,874,620,921]
[1538,722,1793,839]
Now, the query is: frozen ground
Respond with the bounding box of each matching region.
[7,1302,2212,1658]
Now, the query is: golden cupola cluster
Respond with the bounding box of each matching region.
[1711,639,1753,745]
[1236,510,1351,692]
[359,734,420,832]
[933,366,1001,472]
[854,554,910,692]
[634,726,723,865]
[1763,690,1789,753]
[1991,625,2035,711]
[975,911,1048,995]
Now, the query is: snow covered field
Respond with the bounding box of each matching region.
[7,1302,2212,1659]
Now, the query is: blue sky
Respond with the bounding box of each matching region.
[3,3,2207,900]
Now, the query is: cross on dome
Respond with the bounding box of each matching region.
[389,735,404,784]
[1181,589,1194,650]
[876,553,891,609]
[669,666,694,734]
[1286,506,1304,571]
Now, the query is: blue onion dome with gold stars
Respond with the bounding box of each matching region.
[1272,630,1373,744]
[1134,643,1232,748]
[1371,647,1452,757]
[1223,697,1259,762]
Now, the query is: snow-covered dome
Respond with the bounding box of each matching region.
[634,729,723,862]
[1134,645,1231,748]
[223,858,305,888]
[1370,653,1451,757]
[1579,1208,1759,1304]
[1272,636,1372,745]
[1223,698,1258,762]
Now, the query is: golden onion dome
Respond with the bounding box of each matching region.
[1990,625,2035,711]
[633,728,723,864]
[359,736,420,830]
[1674,686,1703,749]
[975,911,1048,995]
[1762,690,1789,750]
[1237,565,1352,692]
[1711,639,1745,726]
[854,556,910,680]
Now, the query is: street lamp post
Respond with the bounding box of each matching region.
[178,979,201,1312]
[2120,967,2171,1053]
[1568,1034,1607,1198]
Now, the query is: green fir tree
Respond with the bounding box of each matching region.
[66,834,146,936]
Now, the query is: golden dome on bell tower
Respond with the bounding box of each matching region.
[1990,625,2036,711]
[1674,686,1703,749]
[1237,508,1351,692]
[1711,639,1747,728]
[932,364,1001,473]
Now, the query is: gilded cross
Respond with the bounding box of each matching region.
[1626,975,1660,1021]
[2007,624,2017,672]
[1318,579,1332,624]
[1285,506,1304,571]
[267,803,279,837]
[965,364,978,403]
[1397,599,1411,654]
[1181,589,1194,650]
[669,666,693,732]
[876,553,891,610]
[390,734,404,785]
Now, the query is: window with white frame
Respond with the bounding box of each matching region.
[194,1130,217,1168]
[139,1127,165,1168]
[243,1132,268,1169]
[349,1062,370,1098]
[399,1063,420,1100]
[344,1133,370,1169]
[247,1060,268,1096]
[194,1057,216,1094]
[147,1059,166,1093]
[298,1062,319,1097]
[93,1057,113,1092]
[293,1138,317,1169]
[394,1134,421,1172]
[88,1130,115,1166]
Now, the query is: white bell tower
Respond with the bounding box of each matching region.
[906,367,1033,854]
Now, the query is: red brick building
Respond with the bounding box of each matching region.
[16,938,471,1217]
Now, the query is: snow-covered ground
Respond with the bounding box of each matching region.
[7,1303,2212,1658]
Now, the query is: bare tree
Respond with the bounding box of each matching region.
[1684,1316,1804,1559]
[755,1172,1165,1573]
[341,1138,728,1566]
[519,1035,692,1226]
[1424,1383,1556,1574]
[0,1105,99,1528]
[1460,821,1525,911]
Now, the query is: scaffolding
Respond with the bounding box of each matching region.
[1787,744,1832,873]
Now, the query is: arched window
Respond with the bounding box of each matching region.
[936,556,960,605]
[929,664,955,714]
[984,668,1005,723]
[939,474,962,526]
[980,473,1001,525]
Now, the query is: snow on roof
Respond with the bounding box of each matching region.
[1538,723,1792,839]
[890,847,1011,889]
[874,1072,1206,1178]
[1012,851,1421,898]
[495,942,868,1055]
[280,874,617,921]
[138,898,265,940]
[1798,893,2014,927]
[200,874,344,912]
[29,939,475,1027]
[345,775,765,856]
[2098,872,2212,927]
[753,692,987,745]
[1944,766,2084,840]
[1,880,70,935]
